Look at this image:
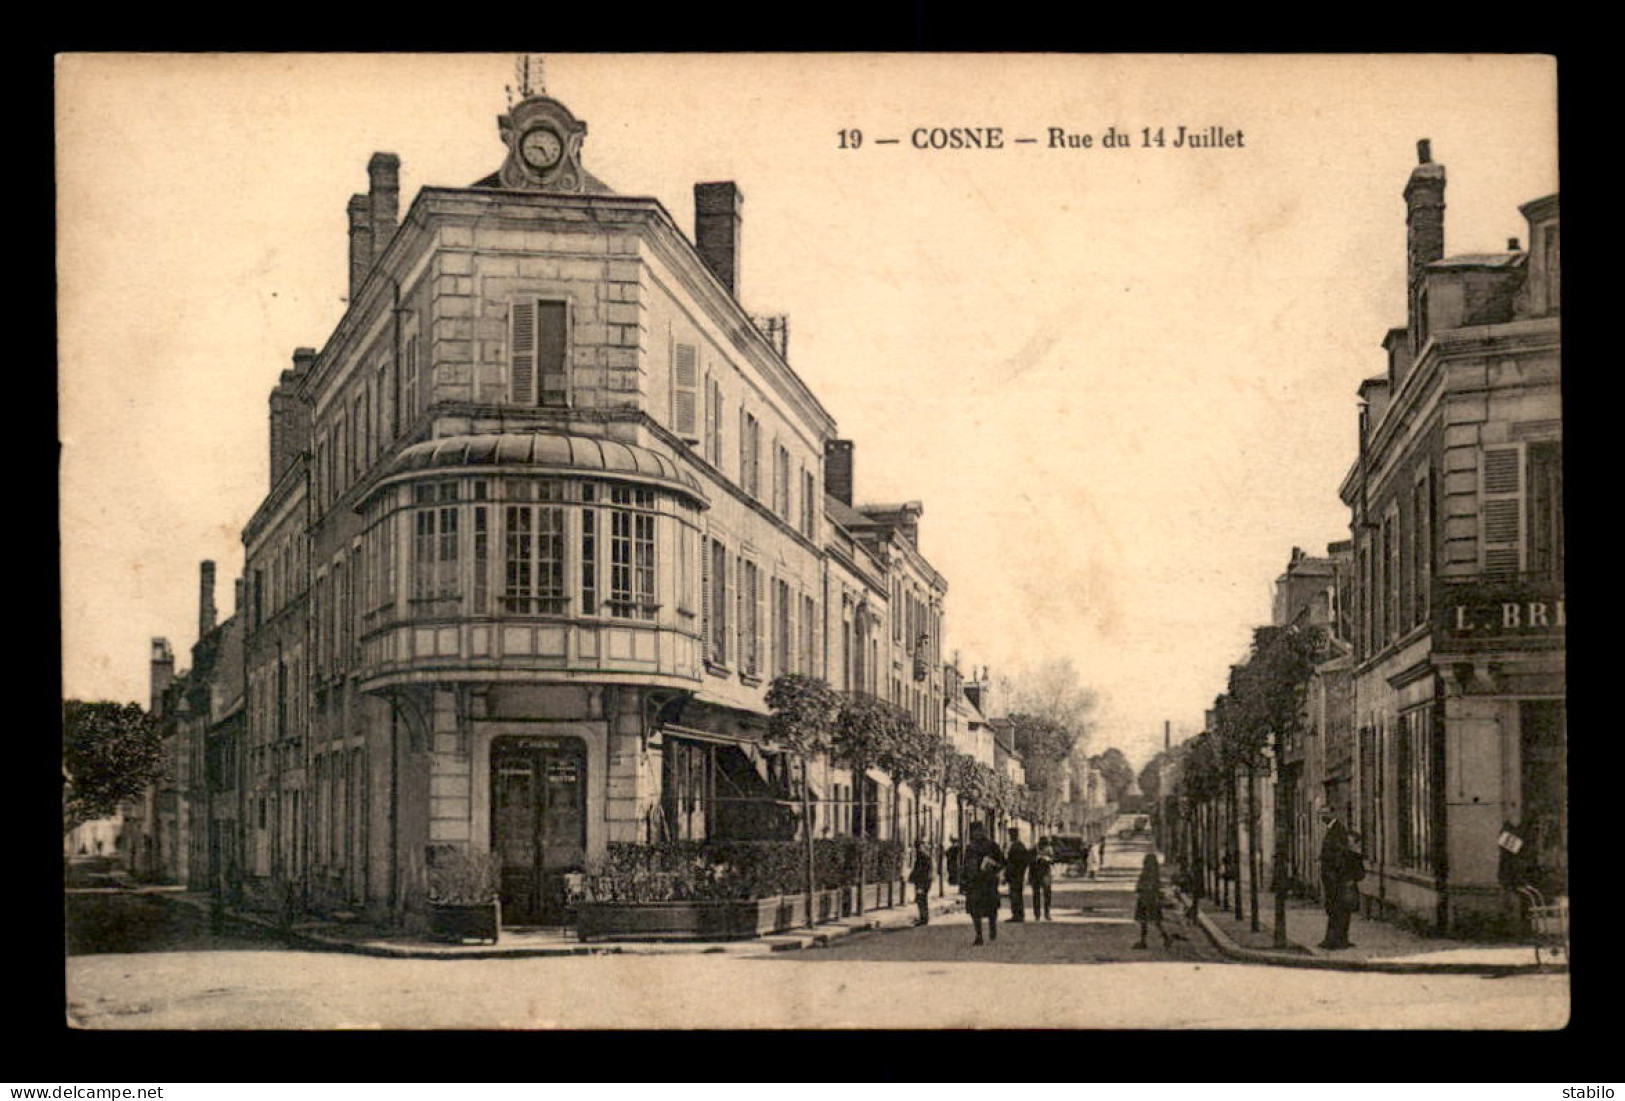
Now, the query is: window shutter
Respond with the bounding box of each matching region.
[700,536,711,662]
[510,300,537,404]
[755,566,766,678]
[673,343,699,441]
[1481,445,1524,576]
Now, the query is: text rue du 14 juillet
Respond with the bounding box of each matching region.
[836,126,1246,151]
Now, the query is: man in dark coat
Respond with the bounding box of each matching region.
[909,841,934,926]
[963,821,1005,946]
[1318,806,1358,949]
[1004,827,1031,922]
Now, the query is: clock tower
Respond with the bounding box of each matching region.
[480,57,612,194]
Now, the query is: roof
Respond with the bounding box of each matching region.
[825,493,872,532]
[1426,251,1526,271]
[379,432,707,502]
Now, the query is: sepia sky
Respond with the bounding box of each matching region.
[57,53,1557,768]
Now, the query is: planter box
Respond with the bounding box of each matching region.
[577,891,847,943]
[428,900,501,944]
[578,898,777,942]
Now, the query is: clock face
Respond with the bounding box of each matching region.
[519,127,564,170]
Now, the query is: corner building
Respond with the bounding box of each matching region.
[238,88,949,929]
[1339,142,1562,936]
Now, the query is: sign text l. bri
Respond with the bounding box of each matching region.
[1446,597,1565,634]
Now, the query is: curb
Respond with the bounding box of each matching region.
[1173,889,1567,976]
[163,887,963,961]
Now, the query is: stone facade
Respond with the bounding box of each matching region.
[1337,145,1562,936]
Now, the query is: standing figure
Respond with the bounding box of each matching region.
[946,836,963,892]
[1004,828,1031,922]
[963,821,1005,946]
[1093,837,1106,879]
[1029,837,1055,920]
[1318,805,1360,949]
[909,840,934,926]
[1132,852,1171,949]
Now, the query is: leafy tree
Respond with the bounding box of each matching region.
[1089,746,1136,806]
[766,674,840,759]
[1000,658,1099,748]
[1007,711,1077,816]
[1138,752,1166,806]
[62,700,164,833]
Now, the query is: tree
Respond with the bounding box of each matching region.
[1007,712,1077,831]
[1138,752,1166,806]
[1000,658,1099,748]
[766,674,842,916]
[63,700,164,834]
[1089,746,1136,807]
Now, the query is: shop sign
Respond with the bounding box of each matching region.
[1436,579,1565,644]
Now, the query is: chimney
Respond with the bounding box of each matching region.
[368,153,401,257]
[347,194,373,301]
[199,561,217,640]
[150,638,175,715]
[694,182,743,296]
[234,578,245,615]
[269,349,315,486]
[1405,138,1446,351]
[824,439,854,506]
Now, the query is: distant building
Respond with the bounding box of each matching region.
[1338,142,1562,935]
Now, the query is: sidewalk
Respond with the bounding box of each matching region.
[165,888,964,960]
[1175,881,1567,975]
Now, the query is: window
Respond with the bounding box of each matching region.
[607,486,656,620]
[1527,442,1563,581]
[705,376,724,467]
[1413,469,1431,628]
[504,502,566,614]
[801,467,816,539]
[801,593,816,677]
[774,578,792,677]
[672,342,699,441]
[1395,706,1434,871]
[704,537,729,665]
[511,299,570,407]
[377,361,392,448]
[739,410,760,497]
[774,444,791,519]
[403,335,420,422]
[738,557,761,677]
[1481,445,1524,576]
[413,483,461,602]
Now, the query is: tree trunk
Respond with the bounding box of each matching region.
[1247,764,1261,933]
[1272,741,1289,948]
[802,755,817,928]
[1230,772,1243,921]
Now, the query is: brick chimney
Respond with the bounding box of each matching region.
[269,348,315,487]
[150,638,175,715]
[1405,139,1446,353]
[825,439,854,506]
[694,182,743,296]
[347,194,373,301]
[199,561,217,640]
[368,153,400,257]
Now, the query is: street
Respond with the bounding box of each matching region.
[65,840,1568,1030]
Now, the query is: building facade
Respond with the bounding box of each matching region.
[1338,142,1562,935]
[224,84,971,931]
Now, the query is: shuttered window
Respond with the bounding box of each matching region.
[1527,442,1563,581]
[1481,445,1524,576]
[510,299,570,407]
[673,342,699,441]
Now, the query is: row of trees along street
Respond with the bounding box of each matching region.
[1143,624,1331,947]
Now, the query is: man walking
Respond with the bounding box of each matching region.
[1318,805,1360,949]
[964,821,1005,946]
[909,840,934,926]
[1005,827,1031,922]
[1029,837,1055,920]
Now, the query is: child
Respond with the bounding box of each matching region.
[1133,852,1171,949]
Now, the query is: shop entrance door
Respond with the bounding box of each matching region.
[1519,701,1567,894]
[491,736,587,925]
